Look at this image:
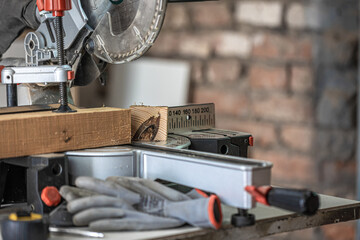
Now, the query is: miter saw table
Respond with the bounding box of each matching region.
[20,195,356,240]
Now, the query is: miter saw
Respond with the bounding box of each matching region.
[1,0,214,108]
[0,0,319,228]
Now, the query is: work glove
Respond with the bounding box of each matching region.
[60,176,222,231]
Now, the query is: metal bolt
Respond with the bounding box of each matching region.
[53,16,75,113]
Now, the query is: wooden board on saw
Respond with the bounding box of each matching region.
[130,106,168,141]
[0,107,131,159]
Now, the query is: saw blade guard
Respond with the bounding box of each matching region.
[86,0,167,64]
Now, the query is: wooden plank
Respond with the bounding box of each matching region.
[0,107,131,159]
[130,106,168,141]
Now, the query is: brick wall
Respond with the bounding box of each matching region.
[148,0,358,239]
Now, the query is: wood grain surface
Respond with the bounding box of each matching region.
[0,107,131,159]
[130,105,168,141]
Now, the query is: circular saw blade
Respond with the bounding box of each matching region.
[83,0,167,64]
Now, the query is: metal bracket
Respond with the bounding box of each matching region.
[1,65,72,84]
[66,146,272,210]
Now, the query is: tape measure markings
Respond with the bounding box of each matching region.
[168,103,215,134]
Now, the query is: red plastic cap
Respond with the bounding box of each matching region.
[67,71,75,80]
[0,65,5,83]
[249,136,254,146]
[37,0,45,11]
[44,0,72,16]
[41,186,61,207]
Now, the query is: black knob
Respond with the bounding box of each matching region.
[267,188,319,215]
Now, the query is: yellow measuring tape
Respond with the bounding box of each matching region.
[8,213,43,222]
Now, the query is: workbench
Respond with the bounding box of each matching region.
[46,195,360,240]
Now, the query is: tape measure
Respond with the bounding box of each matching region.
[167,103,215,134]
[1,212,49,240]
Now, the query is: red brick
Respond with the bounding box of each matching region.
[214,32,252,57]
[252,93,313,123]
[148,32,179,57]
[252,150,317,185]
[291,66,314,93]
[249,64,287,90]
[280,125,314,152]
[192,87,250,117]
[320,160,356,195]
[178,34,212,58]
[252,33,313,62]
[286,229,316,240]
[235,1,283,28]
[162,4,190,30]
[190,61,204,84]
[286,3,321,30]
[321,187,356,201]
[286,3,306,29]
[206,59,240,83]
[216,117,277,148]
[321,222,355,240]
[190,2,232,28]
[149,33,212,58]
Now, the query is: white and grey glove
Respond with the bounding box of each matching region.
[60,176,222,231]
[63,195,184,231]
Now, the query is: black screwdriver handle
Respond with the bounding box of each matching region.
[267,187,320,215]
